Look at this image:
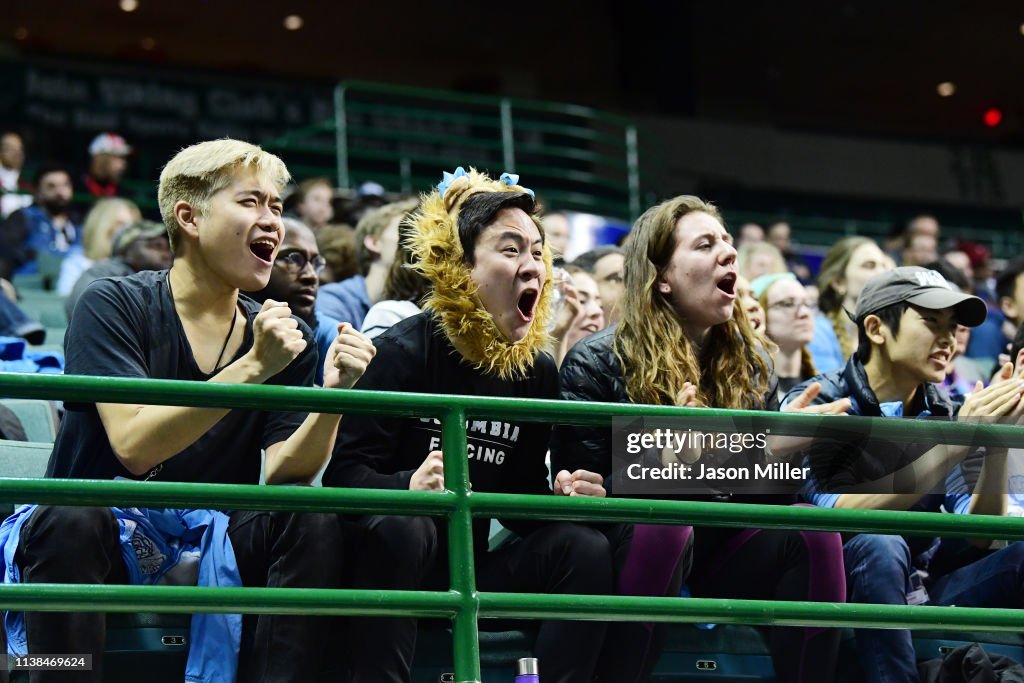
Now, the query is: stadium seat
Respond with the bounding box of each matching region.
[0,400,57,443]
[0,438,189,682]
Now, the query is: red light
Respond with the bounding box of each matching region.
[983,108,1003,127]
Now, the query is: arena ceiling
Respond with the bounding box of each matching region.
[2,0,1023,144]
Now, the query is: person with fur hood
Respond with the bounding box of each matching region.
[323,168,618,683]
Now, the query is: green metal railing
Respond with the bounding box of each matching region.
[1,373,1024,682]
[262,80,641,220]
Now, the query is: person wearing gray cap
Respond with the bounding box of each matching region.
[782,266,1024,683]
[64,219,173,319]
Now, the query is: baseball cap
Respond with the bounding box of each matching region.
[854,266,987,327]
[89,133,133,157]
[112,220,167,256]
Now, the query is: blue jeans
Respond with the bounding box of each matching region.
[845,534,1024,683]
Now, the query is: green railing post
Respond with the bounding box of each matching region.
[500,98,515,173]
[626,124,641,220]
[443,407,481,683]
[334,83,349,189]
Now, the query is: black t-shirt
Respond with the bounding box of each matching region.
[47,270,317,483]
[323,312,557,550]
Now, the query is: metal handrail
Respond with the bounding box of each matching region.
[0,373,1022,682]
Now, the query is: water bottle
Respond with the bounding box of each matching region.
[515,657,540,683]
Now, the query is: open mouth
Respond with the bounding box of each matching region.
[517,289,538,321]
[580,322,601,334]
[717,272,737,296]
[929,352,950,365]
[249,237,277,263]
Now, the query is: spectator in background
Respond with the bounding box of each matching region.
[572,245,624,325]
[804,284,820,311]
[335,185,389,227]
[901,231,938,267]
[995,256,1024,361]
[289,177,334,232]
[753,272,817,402]
[541,211,571,263]
[549,265,605,367]
[0,131,32,219]
[907,213,941,241]
[941,247,974,285]
[736,240,786,281]
[65,219,173,319]
[766,221,811,282]
[810,236,894,373]
[0,291,45,345]
[735,275,765,331]
[737,222,764,246]
[959,241,1006,363]
[83,133,132,198]
[245,217,339,386]
[360,217,430,339]
[0,164,80,284]
[317,199,417,329]
[56,197,141,296]
[316,223,359,284]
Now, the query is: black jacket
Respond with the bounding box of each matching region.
[782,355,973,500]
[551,326,784,499]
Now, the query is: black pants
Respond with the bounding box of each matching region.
[15,505,342,683]
[689,525,846,683]
[339,516,615,683]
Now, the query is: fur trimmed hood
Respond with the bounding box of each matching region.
[409,168,554,380]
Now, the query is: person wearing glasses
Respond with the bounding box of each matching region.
[752,272,818,403]
[246,216,338,385]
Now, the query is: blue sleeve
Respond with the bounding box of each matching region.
[798,455,841,508]
[315,286,352,324]
[313,312,342,386]
[944,464,973,515]
[808,314,845,374]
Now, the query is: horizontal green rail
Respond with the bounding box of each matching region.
[0,479,456,516]
[0,373,1020,447]
[339,80,634,126]
[478,594,1024,632]
[0,584,461,618]
[3,584,1024,634]
[469,493,1024,540]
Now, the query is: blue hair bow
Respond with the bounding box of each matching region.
[437,167,468,197]
[499,172,535,199]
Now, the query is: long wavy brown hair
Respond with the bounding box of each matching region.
[614,196,770,408]
[817,236,874,360]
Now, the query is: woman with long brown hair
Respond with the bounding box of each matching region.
[553,195,850,683]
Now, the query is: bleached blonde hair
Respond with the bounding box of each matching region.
[157,139,290,251]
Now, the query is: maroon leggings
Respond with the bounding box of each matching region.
[597,505,846,683]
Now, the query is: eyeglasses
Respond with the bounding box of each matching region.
[275,250,326,274]
[767,298,813,313]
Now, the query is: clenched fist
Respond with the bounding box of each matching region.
[324,322,377,390]
[410,450,445,492]
[250,299,307,376]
